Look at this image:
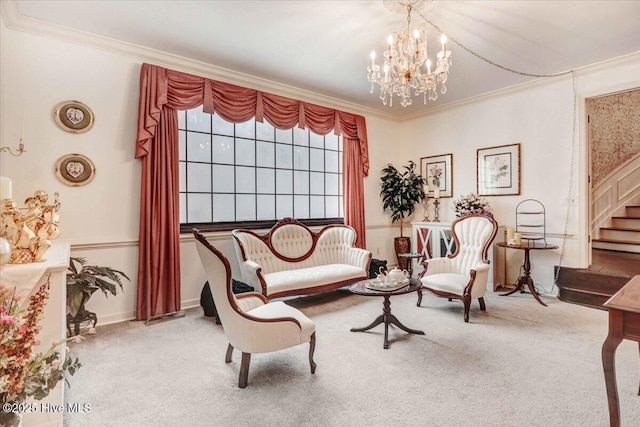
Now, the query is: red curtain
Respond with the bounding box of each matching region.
[135,63,369,319]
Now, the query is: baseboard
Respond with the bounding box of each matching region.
[95,298,202,327]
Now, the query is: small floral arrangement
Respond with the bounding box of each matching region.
[429,165,443,188]
[0,278,80,422]
[453,193,490,217]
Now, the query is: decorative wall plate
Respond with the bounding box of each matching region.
[54,100,95,134]
[55,153,96,186]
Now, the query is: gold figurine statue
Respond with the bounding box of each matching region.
[0,190,61,263]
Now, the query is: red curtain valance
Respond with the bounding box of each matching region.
[135,63,369,177]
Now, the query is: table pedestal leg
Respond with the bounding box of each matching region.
[351,296,424,349]
[602,311,623,427]
[499,248,547,306]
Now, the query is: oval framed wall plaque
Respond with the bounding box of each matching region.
[55,153,96,186]
[54,100,95,134]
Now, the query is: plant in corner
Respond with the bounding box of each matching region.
[66,257,130,337]
[380,160,425,270]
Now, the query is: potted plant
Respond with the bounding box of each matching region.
[66,257,129,337]
[380,161,426,269]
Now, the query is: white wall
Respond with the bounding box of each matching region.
[2,18,639,324]
[400,58,640,290]
[0,26,403,324]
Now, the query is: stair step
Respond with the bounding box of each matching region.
[555,266,631,309]
[611,216,640,228]
[598,227,640,243]
[592,239,640,254]
[626,206,640,218]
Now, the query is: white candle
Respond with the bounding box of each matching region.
[507,228,515,241]
[0,176,12,200]
[514,232,522,246]
[434,187,440,199]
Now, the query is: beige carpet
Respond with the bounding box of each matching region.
[63,290,640,427]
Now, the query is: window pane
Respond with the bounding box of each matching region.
[294,127,308,146]
[187,193,212,223]
[187,106,211,133]
[338,174,343,195]
[179,131,186,161]
[294,146,309,170]
[276,195,293,219]
[339,196,344,217]
[256,120,274,141]
[310,172,324,194]
[256,141,275,167]
[294,171,309,194]
[257,195,275,220]
[213,164,234,193]
[276,144,292,169]
[309,131,324,148]
[187,132,211,163]
[256,168,275,194]
[187,163,211,193]
[310,196,324,218]
[326,196,339,217]
[177,110,186,130]
[236,118,255,139]
[235,138,255,166]
[294,195,310,219]
[179,162,186,192]
[213,135,234,164]
[325,174,339,195]
[212,194,234,222]
[325,133,339,150]
[276,169,293,194]
[236,195,256,221]
[179,193,186,223]
[275,128,292,144]
[310,148,324,171]
[213,114,234,136]
[236,166,255,194]
[326,150,339,173]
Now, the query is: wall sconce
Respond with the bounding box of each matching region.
[0,140,26,157]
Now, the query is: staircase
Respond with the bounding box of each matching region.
[592,205,640,254]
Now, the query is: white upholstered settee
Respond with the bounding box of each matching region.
[232,218,371,300]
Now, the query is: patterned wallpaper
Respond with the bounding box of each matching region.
[588,88,640,187]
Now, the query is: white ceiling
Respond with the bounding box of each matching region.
[12,0,640,118]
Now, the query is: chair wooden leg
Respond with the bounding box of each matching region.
[225,343,234,363]
[479,297,486,311]
[309,332,317,374]
[463,296,471,323]
[239,352,251,388]
[416,288,423,306]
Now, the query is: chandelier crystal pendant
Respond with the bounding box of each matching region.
[367,0,452,107]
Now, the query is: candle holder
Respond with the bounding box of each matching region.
[0,140,26,157]
[422,197,430,222]
[433,199,440,222]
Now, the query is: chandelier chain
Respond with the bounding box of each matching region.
[414,10,573,78]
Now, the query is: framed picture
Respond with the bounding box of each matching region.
[54,100,95,134]
[420,153,453,198]
[476,143,521,196]
[55,153,96,186]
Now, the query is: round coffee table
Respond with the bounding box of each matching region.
[349,278,425,349]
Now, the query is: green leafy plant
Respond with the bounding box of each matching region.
[66,257,129,336]
[380,160,426,237]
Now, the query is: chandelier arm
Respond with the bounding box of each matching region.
[414,9,572,78]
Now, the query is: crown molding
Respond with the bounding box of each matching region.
[398,50,640,121]
[0,0,393,121]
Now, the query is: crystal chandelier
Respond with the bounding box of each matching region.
[367,0,452,107]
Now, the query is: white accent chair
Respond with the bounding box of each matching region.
[193,229,317,388]
[417,211,499,323]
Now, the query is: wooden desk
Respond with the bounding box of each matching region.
[602,274,640,427]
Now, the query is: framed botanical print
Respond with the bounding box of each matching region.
[54,100,95,134]
[55,153,96,186]
[420,153,453,198]
[476,143,521,196]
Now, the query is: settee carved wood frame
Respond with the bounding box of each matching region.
[232,217,371,299]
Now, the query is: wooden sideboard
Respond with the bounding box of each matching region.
[1,242,69,427]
